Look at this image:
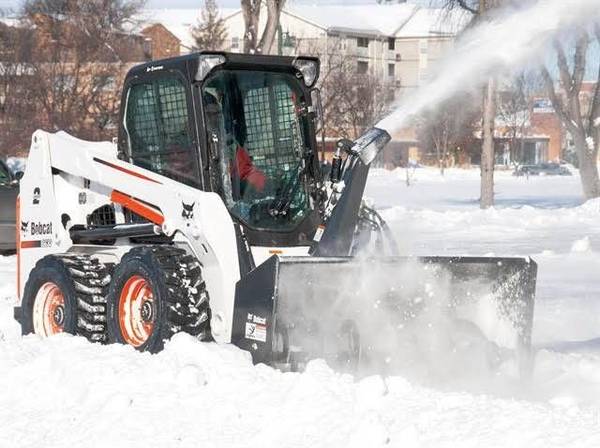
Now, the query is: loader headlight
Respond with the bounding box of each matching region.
[293,58,319,88]
[195,54,227,82]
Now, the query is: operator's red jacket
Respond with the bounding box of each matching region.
[234,145,266,192]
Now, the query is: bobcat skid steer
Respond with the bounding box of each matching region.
[14,52,537,374]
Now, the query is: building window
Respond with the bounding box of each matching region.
[357,61,369,74]
[388,63,395,77]
[357,37,369,48]
[231,36,240,49]
[388,37,395,50]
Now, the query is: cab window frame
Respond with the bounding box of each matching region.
[123,71,202,188]
[200,68,314,233]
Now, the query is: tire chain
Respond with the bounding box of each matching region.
[147,246,211,341]
[54,254,112,343]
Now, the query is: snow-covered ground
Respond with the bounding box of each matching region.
[2,168,600,447]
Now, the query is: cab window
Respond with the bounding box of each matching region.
[125,76,198,186]
[202,70,311,232]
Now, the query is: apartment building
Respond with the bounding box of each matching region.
[142,4,469,97]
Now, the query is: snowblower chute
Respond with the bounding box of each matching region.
[232,255,536,373]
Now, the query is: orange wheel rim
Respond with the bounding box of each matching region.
[118,275,155,347]
[32,282,66,336]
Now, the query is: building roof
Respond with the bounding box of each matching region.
[138,4,469,51]
[394,8,471,38]
[284,3,418,36]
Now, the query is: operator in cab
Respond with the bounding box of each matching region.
[203,90,267,200]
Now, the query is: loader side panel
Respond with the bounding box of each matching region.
[17,133,72,301]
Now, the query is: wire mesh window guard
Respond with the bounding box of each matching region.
[202,70,311,231]
[125,77,197,185]
[244,81,300,174]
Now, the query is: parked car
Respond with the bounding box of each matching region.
[513,162,572,177]
[0,159,19,253]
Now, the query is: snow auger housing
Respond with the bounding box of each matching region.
[14,52,537,375]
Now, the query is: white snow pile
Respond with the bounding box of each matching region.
[2,328,600,448]
[2,168,600,447]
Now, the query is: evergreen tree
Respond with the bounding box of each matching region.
[191,0,228,51]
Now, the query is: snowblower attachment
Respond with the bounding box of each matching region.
[232,255,536,376]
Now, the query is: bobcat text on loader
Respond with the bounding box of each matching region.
[14,52,537,374]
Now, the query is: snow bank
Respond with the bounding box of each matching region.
[2,326,600,447]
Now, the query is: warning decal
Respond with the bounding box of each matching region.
[245,322,267,343]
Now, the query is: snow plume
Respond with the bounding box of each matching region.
[275,255,529,390]
[377,0,600,134]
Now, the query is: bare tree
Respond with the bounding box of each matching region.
[441,0,504,208]
[0,0,146,155]
[191,0,228,51]
[240,0,285,54]
[417,93,480,175]
[497,72,542,164]
[0,22,36,156]
[298,37,348,158]
[300,36,392,146]
[542,28,600,200]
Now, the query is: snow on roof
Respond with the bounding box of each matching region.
[0,16,19,27]
[394,7,471,38]
[284,3,418,36]
[137,4,468,51]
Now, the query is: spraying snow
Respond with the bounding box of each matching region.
[376,0,600,134]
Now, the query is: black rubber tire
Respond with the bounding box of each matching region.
[21,254,110,341]
[106,246,210,353]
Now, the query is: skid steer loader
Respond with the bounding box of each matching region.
[13,52,537,374]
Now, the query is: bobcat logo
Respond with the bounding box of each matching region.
[181,202,195,220]
[20,221,28,233]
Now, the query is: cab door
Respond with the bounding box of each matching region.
[122,73,203,189]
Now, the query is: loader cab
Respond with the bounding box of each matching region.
[119,52,323,247]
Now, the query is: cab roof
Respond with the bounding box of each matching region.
[125,52,318,84]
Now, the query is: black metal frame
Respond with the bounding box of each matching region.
[118,52,324,247]
[232,255,537,375]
